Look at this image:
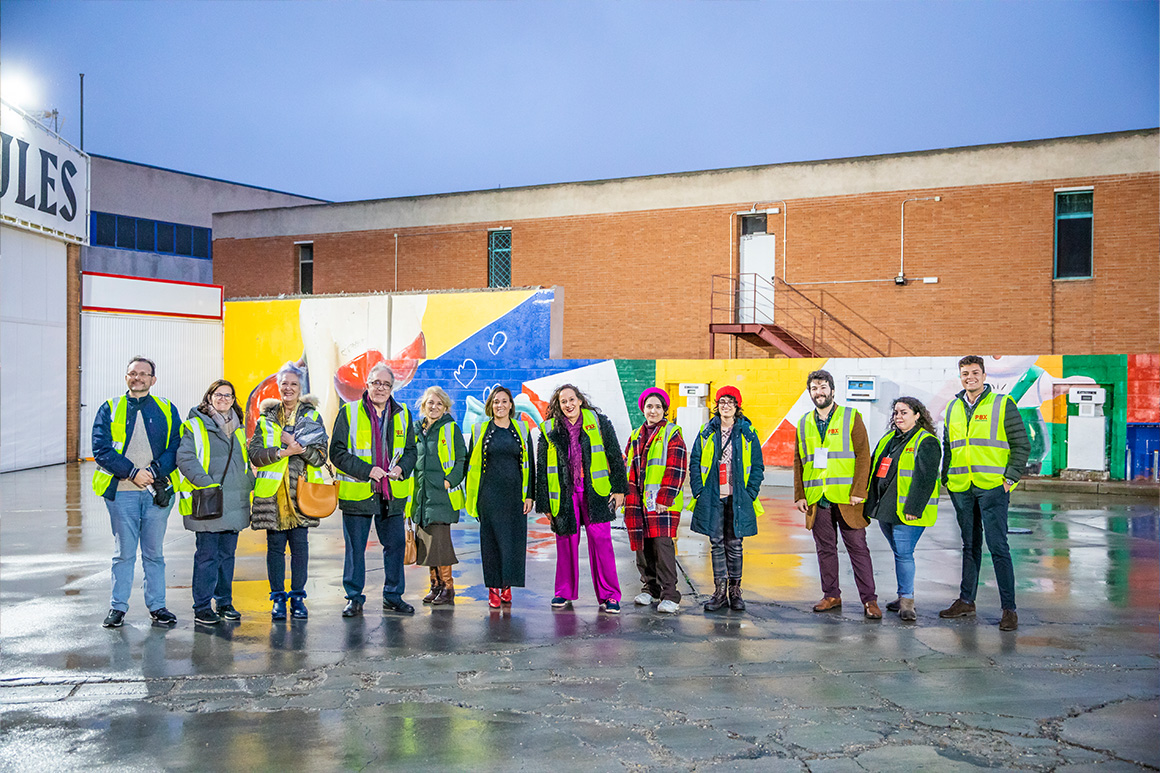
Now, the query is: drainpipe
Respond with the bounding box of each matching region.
[899,196,941,283]
[394,233,399,291]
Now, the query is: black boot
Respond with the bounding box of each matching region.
[728,580,746,611]
[270,591,287,621]
[703,579,729,612]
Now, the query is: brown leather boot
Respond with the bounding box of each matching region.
[703,579,728,612]
[423,568,442,604]
[728,580,746,611]
[432,566,455,605]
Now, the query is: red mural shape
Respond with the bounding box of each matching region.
[332,333,427,403]
[761,419,798,467]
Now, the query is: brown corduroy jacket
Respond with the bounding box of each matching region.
[792,406,872,530]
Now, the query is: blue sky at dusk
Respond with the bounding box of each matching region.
[1,1,1156,202]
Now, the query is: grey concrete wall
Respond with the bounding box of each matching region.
[91,156,325,226]
[81,245,212,284]
[214,130,1158,239]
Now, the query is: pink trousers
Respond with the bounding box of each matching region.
[554,521,621,603]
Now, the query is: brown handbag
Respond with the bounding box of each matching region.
[296,464,338,518]
[404,518,417,565]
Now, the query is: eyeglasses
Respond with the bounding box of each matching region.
[369,380,394,389]
[127,371,153,378]
[717,398,737,406]
[212,392,235,400]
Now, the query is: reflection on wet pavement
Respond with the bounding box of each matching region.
[1,462,1157,770]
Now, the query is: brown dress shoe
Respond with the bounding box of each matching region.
[938,599,977,618]
[813,596,842,612]
[999,609,1018,631]
[864,600,883,619]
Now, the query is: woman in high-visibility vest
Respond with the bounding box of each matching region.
[175,379,253,626]
[689,386,765,613]
[863,397,941,622]
[623,388,688,615]
[534,384,629,613]
[465,386,536,609]
[247,363,329,621]
[412,386,467,605]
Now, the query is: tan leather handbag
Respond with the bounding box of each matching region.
[404,519,417,565]
[296,464,338,518]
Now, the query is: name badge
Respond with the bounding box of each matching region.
[814,447,828,469]
[876,456,892,478]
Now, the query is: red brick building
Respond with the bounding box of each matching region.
[213,129,1158,359]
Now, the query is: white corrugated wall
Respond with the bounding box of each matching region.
[0,226,68,472]
[80,313,223,458]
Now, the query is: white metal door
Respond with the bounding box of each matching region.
[738,233,776,324]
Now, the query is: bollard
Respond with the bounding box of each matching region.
[1154,450,1159,483]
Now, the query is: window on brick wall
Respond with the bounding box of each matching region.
[1055,189,1093,279]
[298,243,314,295]
[488,230,512,288]
[741,214,767,235]
[89,211,211,260]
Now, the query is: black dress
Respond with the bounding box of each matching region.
[472,422,536,588]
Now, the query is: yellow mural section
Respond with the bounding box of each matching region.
[223,299,303,400]
[655,358,825,440]
[421,289,536,360]
[1035,355,1066,424]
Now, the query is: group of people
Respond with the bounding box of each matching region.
[91,354,1026,632]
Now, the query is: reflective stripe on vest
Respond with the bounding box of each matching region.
[626,421,684,513]
[797,404,858,505]
[176,417,249,516]
[91,395,177,496]
[943,391,1011,492]
[542,409,610,518]
[870,428,940,527]
[437,420,466,511]
[464,419,530,519]
[696,424,764,516]
[336,401,414,504]
[252,415,290,499]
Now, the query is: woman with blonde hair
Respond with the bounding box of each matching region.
[412,386,467,605]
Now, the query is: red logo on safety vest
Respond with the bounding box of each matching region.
[584,423,596,431]
[975,414,988,421]
[827,428,840,435]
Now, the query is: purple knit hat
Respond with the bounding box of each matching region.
[638,387,670,412]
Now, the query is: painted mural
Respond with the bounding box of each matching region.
[223,293,1156,481]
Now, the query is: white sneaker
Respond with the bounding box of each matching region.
[634,592,657,606]
[657,599,680,614]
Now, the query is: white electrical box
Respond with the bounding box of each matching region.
[679,383,709,398]
[1068,387,1106,418]
[846,376,877,401]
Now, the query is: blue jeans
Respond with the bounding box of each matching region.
[949,485,1016,610]
[878,521,925,598]
[343,508,405,603]
[192,531,239,611]
[105,490,171,612]
[267,527,309,595]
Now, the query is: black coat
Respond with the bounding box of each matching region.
[534,411,628,536]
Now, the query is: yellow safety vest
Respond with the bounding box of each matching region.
[542,409,610,518]
[252,409,326,499]
[464,419,531,519]
[696,423,764,516]
[943,391,1013,492]
[175,417,249,517]
[335,400,414,505]
[626,421,684,513]
[434,419,465,512]
[797,404,859,506]
[91,395,177,497]
[869,428,940,527]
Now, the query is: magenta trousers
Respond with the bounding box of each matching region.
[554,489,621,602]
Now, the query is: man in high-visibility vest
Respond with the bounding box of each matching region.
[938,355,1029,632]
[91,356,182,629]
[330,363,418,617]
[793,369,880,619]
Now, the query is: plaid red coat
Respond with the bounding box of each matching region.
[623,421,688,551]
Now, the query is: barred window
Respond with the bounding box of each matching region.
[1055,190,1093,279]
[488,229,512,288]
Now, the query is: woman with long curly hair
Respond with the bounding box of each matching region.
[534,384,628,613]
[863,397,941,621]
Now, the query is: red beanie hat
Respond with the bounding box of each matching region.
[715,385,742,406]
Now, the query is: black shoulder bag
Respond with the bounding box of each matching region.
[190,434,235,520]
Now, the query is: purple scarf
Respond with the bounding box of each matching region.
[365,394,393,498]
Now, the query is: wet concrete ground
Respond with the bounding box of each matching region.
[1,462,1157,772]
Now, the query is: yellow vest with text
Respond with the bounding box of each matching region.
[696,424,764,516]
[252,409,327,499]
[434,419,466,512]
[797,404,859,506]
[175,417,249,516]
[335,400,414,504]
[869,428,940,527]
[627,421,685,513]
[943,391,1013,492]
[542,409,610,518]
[91,395,178,496]
[464,419,531,519]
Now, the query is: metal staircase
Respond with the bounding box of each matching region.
[709,274,912,359]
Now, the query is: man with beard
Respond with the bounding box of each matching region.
[793,369,880,618]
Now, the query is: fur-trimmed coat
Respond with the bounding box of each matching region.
[247,395,328,531]
[534,411,628,536]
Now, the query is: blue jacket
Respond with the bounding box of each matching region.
[92,393,182,500]
[689,415,765,538]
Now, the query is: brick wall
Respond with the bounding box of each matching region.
[213,172,1158,358]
